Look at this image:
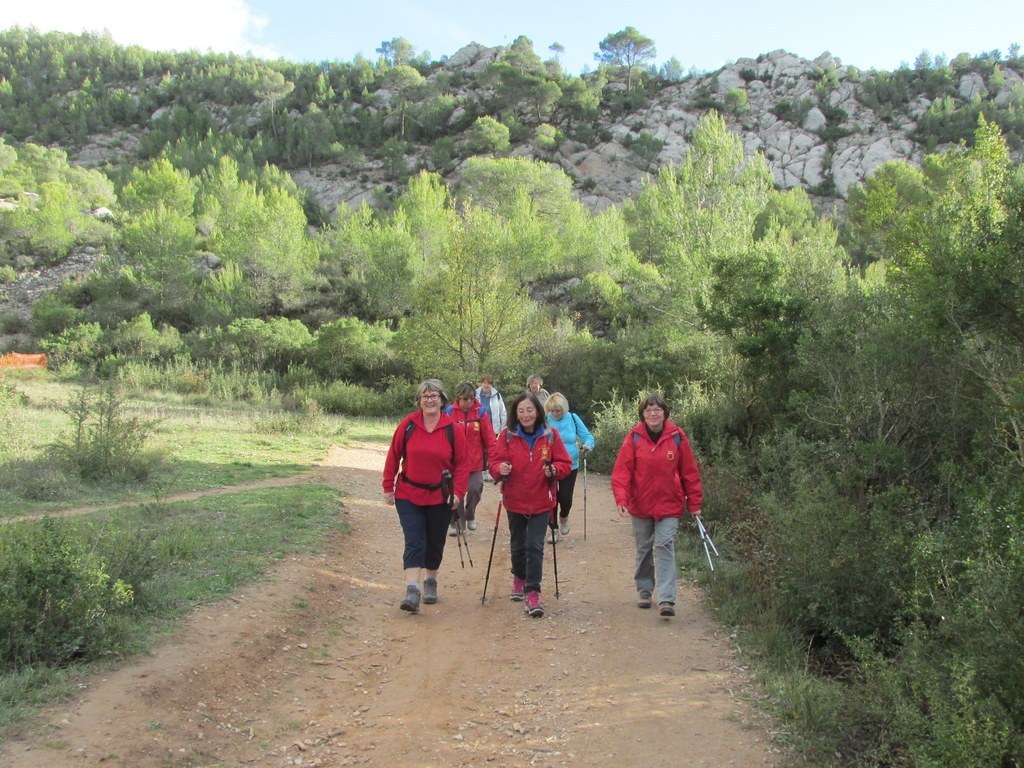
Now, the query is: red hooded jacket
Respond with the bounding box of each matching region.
[445,398,498,472]
[382,411,470,506]
[489,426,572,515]
[611,419,703,520]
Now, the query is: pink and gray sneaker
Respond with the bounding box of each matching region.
[524,591,544,618]
[510,576,526,601]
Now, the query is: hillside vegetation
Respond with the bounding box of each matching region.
[1,27,1024,767]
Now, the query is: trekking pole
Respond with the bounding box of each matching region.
[444,470,466,568]
[457,511,474,568]
[453,515,467,568]
[695,515,719,571]
[547,461,560,599]
[582,453,588,541]
[481,487,504,604]
[549,507,561,598]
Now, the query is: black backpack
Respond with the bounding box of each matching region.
[400,420,455,491]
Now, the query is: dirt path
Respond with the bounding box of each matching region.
[0,442,779,768]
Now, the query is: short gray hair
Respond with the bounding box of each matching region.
[414,379,448,406]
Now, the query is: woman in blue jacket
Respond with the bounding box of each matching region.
[544,392,595,540]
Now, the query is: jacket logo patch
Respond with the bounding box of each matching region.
[542,446,549,459]
[667,451,675,460]
[473,423,479,432]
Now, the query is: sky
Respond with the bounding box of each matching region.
[3,0,1023,75]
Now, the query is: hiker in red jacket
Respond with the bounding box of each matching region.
[445,381,498,536]
[489,392,572,618]
[611,392,703,618]
[383,379,470,613]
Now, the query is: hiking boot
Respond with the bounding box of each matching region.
[524,591,544,618]
[422,577,438,604]
[659,602,675,617]
[510,576,526,601]
[467,519,477,531]
[448,523,459,537]
[638,590,652,609]
[559,516,570,536]
[400,585,421,613]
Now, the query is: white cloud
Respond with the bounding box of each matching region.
[3,0,279,58]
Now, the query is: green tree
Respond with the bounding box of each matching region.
[250,67,294,142]
[843,160,931,267]
[394,204,550,379]
[201,157,318,314]
[705,192,848,414]
[534,123,559,151]
[309,317,394,384]
[383,64,425,139]
[119,158,195,219]
[556,74,604,132]
[595,27,656,93]
[623,131,665,172]
[116,204,199,325]
[458,157,575,223]
[200,316,312,373]
[376,37,415,67]
[624,111,773,314]
[17,182,81,261]
[394,171,455,275]
[465,116,510,155]
[322,203,419,324]
[724,87,749,114]
[659,56,684,81]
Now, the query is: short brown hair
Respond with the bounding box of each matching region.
[638,392,670,421]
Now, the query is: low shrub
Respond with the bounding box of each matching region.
[306,379,408,417]
[52,384,162,482]
[0,518,136,670]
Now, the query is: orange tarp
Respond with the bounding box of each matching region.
[0,352,47,368]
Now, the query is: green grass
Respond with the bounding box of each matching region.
[0,376,378,519]
[93,483,348,621]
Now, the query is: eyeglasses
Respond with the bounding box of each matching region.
[421,393,441,401]
[643,406,664,414]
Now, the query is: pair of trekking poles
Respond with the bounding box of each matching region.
[444,470,474,569]
[480,459,576,604]
[450,485,554,604]
[480,485,559,604]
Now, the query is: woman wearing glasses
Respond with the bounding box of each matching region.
[383,379,469,613]
[611,393,703,618]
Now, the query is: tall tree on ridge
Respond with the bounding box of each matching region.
[595,27,656,93]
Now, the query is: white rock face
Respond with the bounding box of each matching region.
[959,72,987,99]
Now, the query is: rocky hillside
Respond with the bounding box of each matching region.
[34,41,1020,218]
[280,46,1023,215]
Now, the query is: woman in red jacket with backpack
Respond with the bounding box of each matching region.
[611,392,703,618]
[490,392,572,618]
[383,379,470,613]
[445,381,498,536]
